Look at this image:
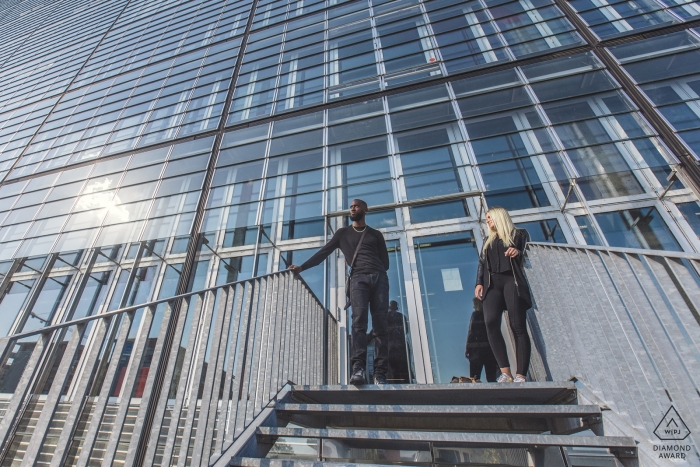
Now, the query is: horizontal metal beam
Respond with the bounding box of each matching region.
[276,403,601,418]
[5,269,327,341]
[255,427,637,455]
[526,241,700,260]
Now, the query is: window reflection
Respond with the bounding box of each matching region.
[677,202,700,238]
[409,200,469,224]
[576,215,604,246]
[279,249,325,299]
[595,207,681,250]
[0,280,34,337]
[517,219,566,243]
[480,158,550,211]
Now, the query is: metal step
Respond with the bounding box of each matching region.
[276,403,602,434]
[277,403,601,418]
[255,427,637,458]
[290,382,576,405]
[229,458,398,467]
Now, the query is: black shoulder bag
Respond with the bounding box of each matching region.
[344,228,368,310]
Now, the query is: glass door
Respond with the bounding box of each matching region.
[410,231,480,384]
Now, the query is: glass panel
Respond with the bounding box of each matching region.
[413,232,479,383]
[595,207,681,250]
[576,215,604,246]
[409,200,469,224]
[676,201,700,239]
[0,280,34,337]
[267,437,319,460]
[384,240,414,383]
[279,249,325,299]
[434,446,529,465]
[479,158,550,211]
[19,274,72,333]
[322,438,431,464]
[516,219,566,243]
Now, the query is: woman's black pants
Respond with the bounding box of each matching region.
[482,272,531,376]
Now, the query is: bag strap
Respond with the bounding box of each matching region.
[348,227,368,272]
[344,228,368,310]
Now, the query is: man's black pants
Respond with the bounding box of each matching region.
[349,272,389,376]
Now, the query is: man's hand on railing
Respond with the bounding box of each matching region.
[288,265,302,274]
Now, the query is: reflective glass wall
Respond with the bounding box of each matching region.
[1,0,700,390]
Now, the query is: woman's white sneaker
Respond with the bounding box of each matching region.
[496,373,513,383]
[513,375,526,383]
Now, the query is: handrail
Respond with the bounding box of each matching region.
[525,241,700,261]
[0,269,331,343]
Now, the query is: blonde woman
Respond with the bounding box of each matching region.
[474,207,532,383]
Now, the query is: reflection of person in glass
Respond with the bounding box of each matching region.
[465,298,499,382]
[386,300,410,383]
[289,199,390,385]
[474,207,532,383]
[366,301,409,382]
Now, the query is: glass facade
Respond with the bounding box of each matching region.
[1,0,700,399]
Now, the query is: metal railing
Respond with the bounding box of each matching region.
[523,242,700,461]
[0,270,337,467]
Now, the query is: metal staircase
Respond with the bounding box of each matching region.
[218,382,638,467]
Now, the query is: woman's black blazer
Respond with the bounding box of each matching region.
[475,228,532,308]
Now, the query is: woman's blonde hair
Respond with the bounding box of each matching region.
[483,207,516,250]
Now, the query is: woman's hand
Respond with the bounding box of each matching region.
[505,247,519,258]
[474,285,484,300]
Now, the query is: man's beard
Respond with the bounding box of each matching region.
[350,212,365,222]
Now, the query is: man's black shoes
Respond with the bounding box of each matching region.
[350,367,366,385]
[373,374,387,384]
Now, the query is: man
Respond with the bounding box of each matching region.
[289,199,390,385]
